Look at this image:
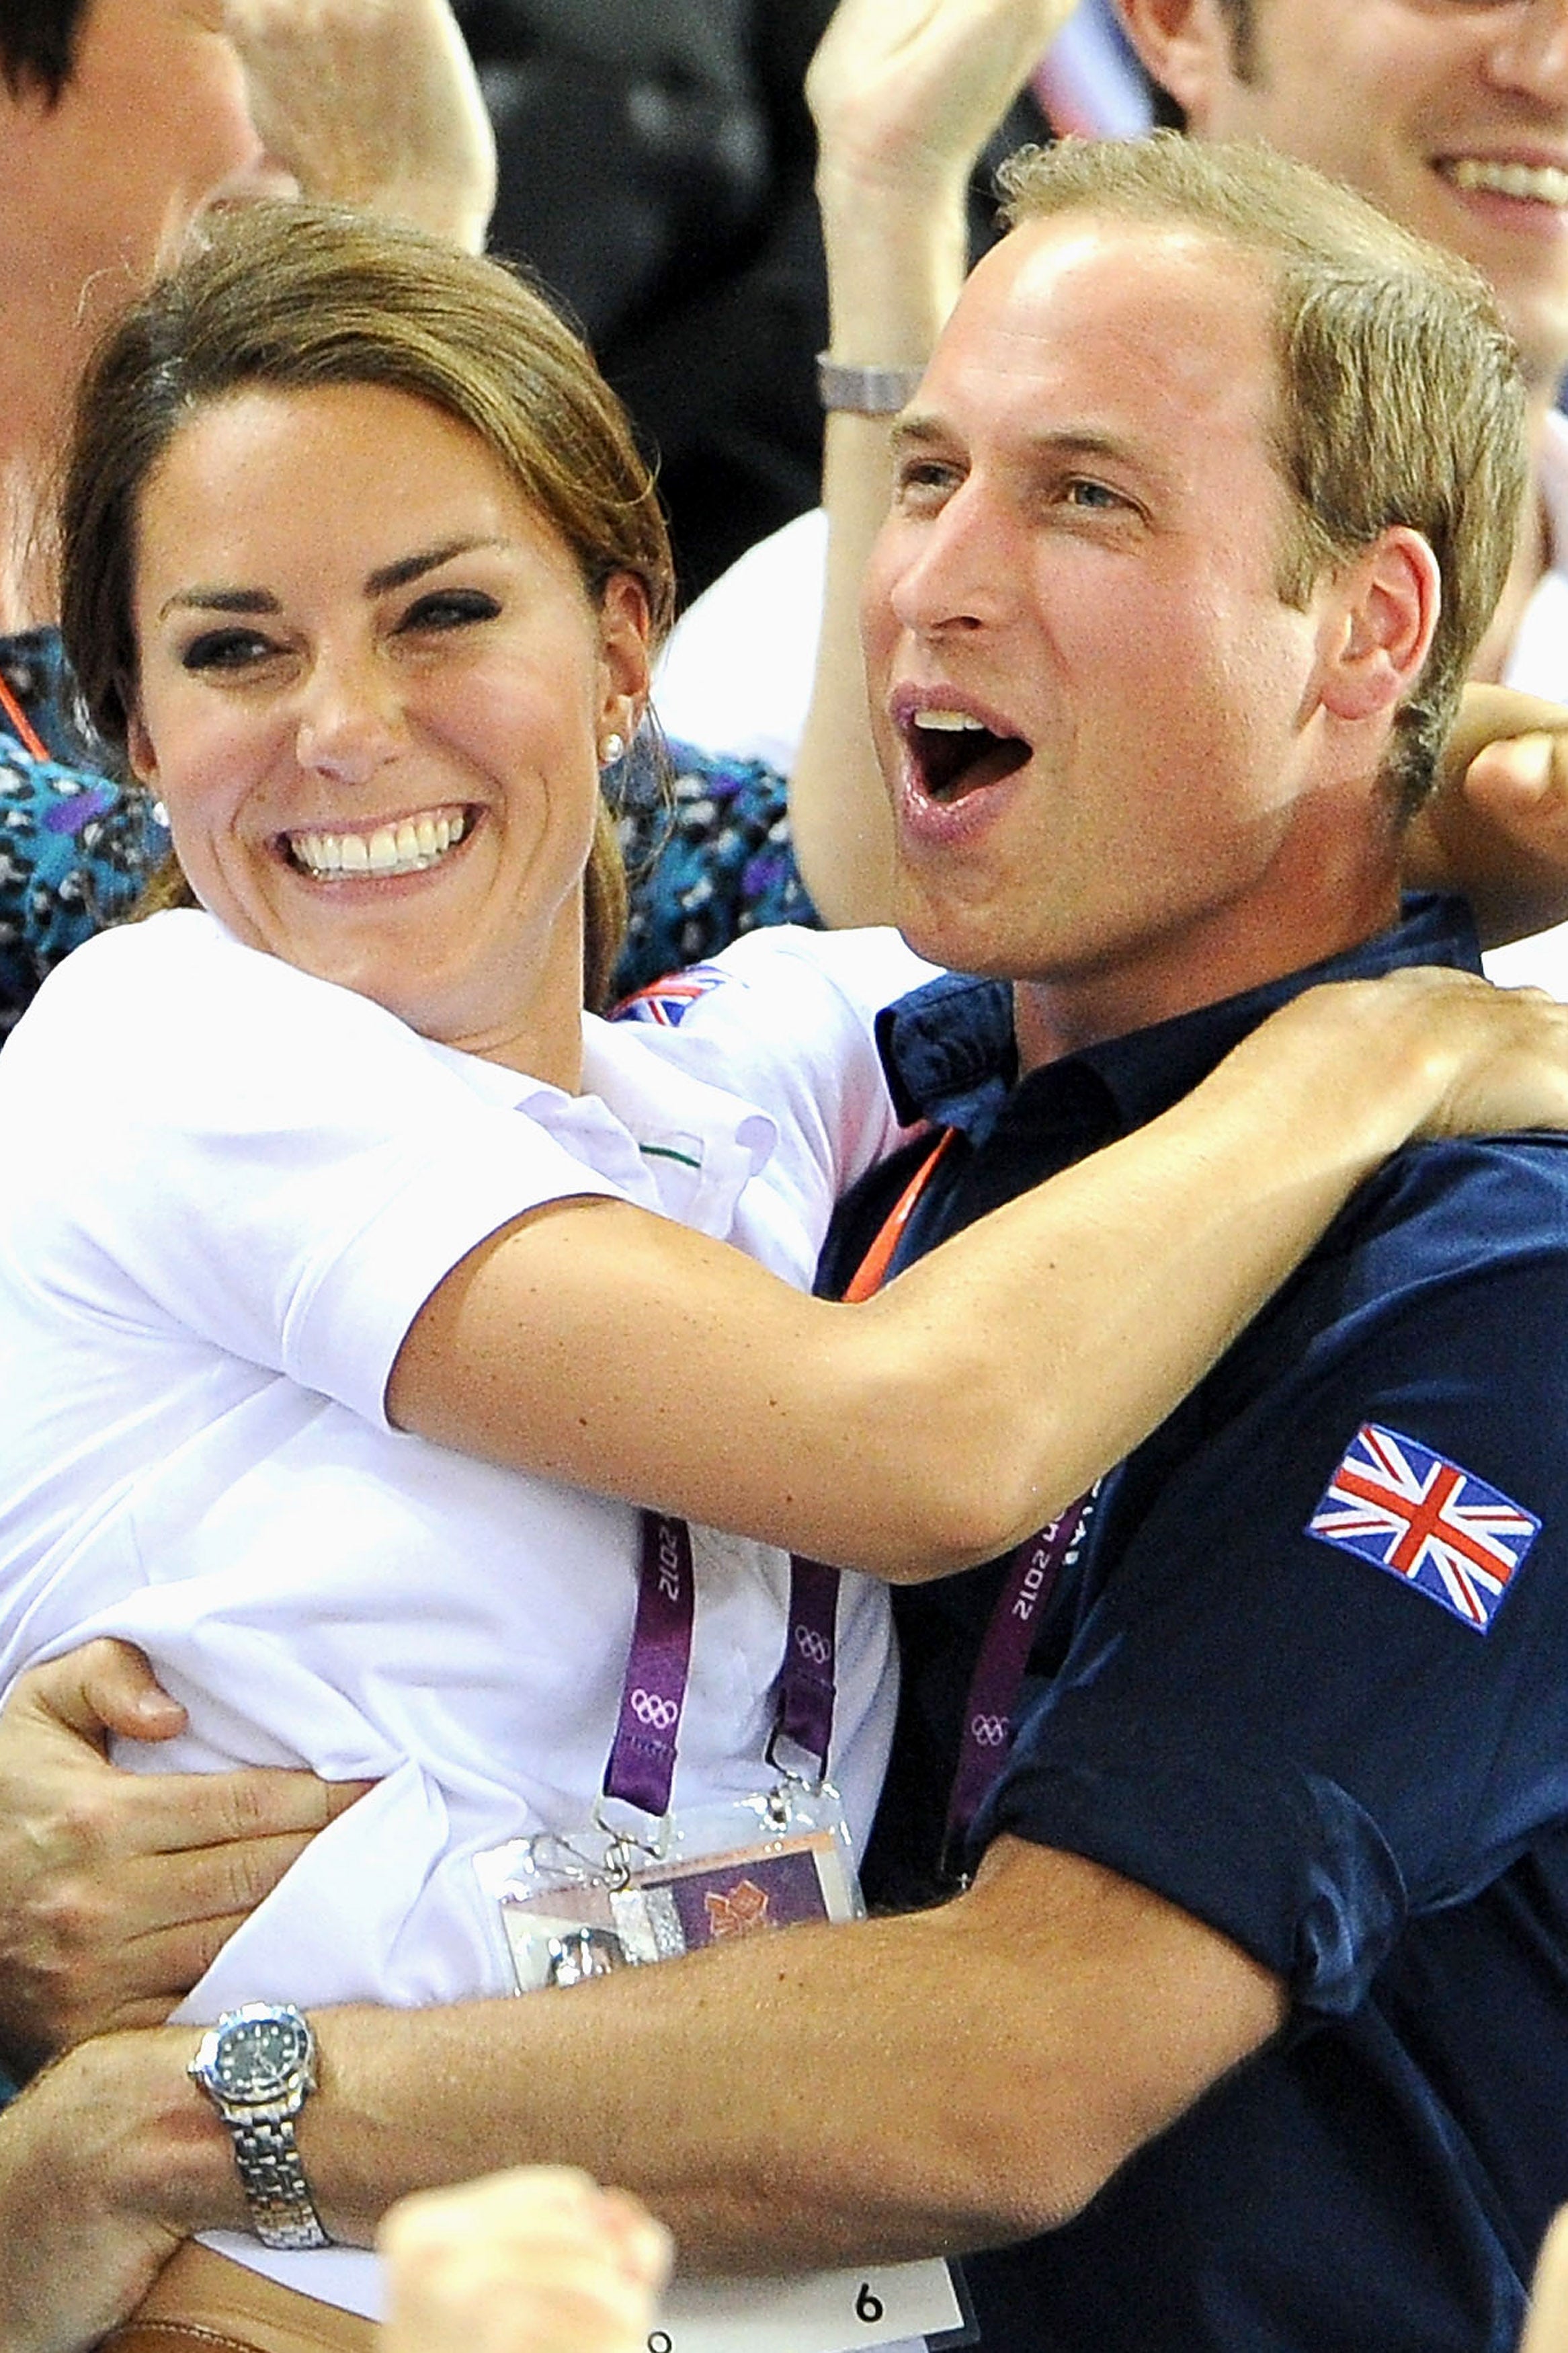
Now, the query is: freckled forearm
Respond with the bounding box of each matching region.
[299,1911,1038,2270]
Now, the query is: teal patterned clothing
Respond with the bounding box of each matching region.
[0,633,169,1039]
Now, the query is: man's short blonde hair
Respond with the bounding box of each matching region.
[998,134,1528,817]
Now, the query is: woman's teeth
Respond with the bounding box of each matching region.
[289,810,466,879]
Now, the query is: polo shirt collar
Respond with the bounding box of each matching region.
[876,895,1482,1144]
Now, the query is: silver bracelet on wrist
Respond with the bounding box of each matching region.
[815,354,926,415]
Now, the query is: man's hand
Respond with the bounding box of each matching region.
[1413,684,1568,947]
[0,1640,366,2076]
[379,2169,673,2353]
[227,0,497,252]
[0,2027,217,2353]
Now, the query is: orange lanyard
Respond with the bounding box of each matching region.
[0,668,50,764]
[841,1127,956,1303]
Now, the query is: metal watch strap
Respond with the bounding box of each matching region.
[815,353,925,415]
[228,2110,329,2250]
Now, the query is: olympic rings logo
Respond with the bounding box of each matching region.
[630,1689,678,1732]
[970,1713,1008,1748]
[794,1628,831,1667]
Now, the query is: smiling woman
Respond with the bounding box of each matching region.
[123,379,647,1082]
[7,197,1568,2353]
[63,204,670,1026]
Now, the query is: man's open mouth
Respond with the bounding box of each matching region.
[907,709,1032,803]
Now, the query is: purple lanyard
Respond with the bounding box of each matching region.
[604,1133,1096,1837]
[940,1484,1100,1874]
[604,1513,839,1820]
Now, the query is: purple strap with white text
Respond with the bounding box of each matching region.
[604,1513,697,1817]
[941,1485,1100,1870]
[604,1515,841,1820]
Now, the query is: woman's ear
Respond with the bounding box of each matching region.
[126,706,160,791]
[596,571,653,751]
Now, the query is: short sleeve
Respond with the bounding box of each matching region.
[973,1138,1568,2016]
[615,924,931,1205]
[0,916,628,1427]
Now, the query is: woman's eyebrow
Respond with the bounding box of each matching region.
[157,540,510,621]
[365,538,505,596]
[158,586,279,621]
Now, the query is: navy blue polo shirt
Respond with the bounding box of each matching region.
[823,899,1568,2353]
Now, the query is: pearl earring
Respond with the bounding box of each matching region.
[599,731,626,769]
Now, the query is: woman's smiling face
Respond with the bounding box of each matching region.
[128,380,649,1078]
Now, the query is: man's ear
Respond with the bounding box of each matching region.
[1317,528,1442,725]
[1113,0,1235,130]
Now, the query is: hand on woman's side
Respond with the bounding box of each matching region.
[0,1640,367,2076]
[378,2168,673,2353]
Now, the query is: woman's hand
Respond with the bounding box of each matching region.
[1522,2206,1568,2353]
[1236,961,1568,1148]
[379,2167,673,2353]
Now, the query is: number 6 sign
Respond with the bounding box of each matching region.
[647,2255,973,2352]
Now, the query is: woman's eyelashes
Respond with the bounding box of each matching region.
[179,625,278,674]
[397,587,502,634]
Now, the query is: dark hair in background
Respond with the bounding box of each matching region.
[60,199,677,1008]
[1,0,89,104]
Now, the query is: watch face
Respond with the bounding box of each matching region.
[213,2012,309,2099]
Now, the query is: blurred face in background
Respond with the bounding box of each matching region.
[9,0,270,345]
[1123,0,1568,396]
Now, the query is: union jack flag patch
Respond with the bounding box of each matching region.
[1306,1421,1538,1634]
[610,965,729,1027]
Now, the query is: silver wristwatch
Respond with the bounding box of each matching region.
[188,2001,329,2251]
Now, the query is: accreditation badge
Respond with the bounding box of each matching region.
[475,1781,862,1993]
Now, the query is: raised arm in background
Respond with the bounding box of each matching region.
[227,0,497,252]
[792,0,1072,924]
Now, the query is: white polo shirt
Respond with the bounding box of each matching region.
[0,910,930,2313]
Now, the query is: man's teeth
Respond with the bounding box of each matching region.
[913,710,987,733]
[1446,158,1568,206]
[290,811,466,879]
